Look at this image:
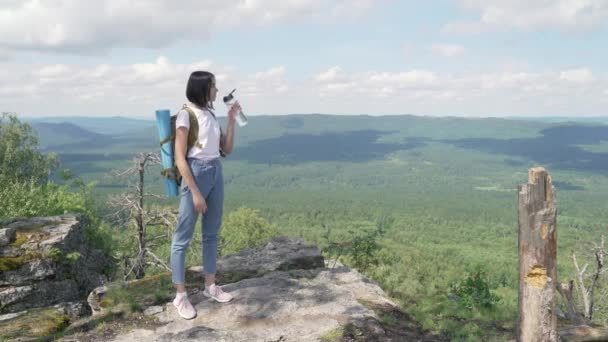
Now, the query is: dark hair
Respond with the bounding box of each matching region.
[186,71,215,108]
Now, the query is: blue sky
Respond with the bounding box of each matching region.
[1,0,607,118]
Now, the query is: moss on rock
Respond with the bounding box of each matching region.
[9,232,29,247]
[0,255,30,272]
[0,306,70,340]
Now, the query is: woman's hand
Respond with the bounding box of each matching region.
[227,101,241,123]
[192,191,207,214]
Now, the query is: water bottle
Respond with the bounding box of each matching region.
[223,89,248,127]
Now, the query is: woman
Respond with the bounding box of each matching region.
[170,71,241,320]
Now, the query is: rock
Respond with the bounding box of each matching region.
[87,285,108,316]
[97,237,443,341]
[0,214,112,314]
[112,327,232,342]
[0,246,22,257]
[0,285,33,307]
[0,227,16,246]
[189,236,325,283]
[0,301,88,341]
[10,234,442,341]
[63,301,90,319]
[0,310,26,322]
[1,280,80,313]
[158,326,231,342]
[118,267,400,341]
[314,261,397,308]
[143,305,165,316]
[0,259,56,286]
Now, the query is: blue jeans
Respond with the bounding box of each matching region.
[171,158,224,284]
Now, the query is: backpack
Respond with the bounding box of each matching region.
[159,104,225,186]
[159,104,200,185]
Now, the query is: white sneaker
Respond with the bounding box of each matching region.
[173,293,197,319]
[203,284,233,303]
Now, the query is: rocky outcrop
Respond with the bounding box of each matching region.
[108,237,442,342]
[0,214,111,314]
[190,236,325,282]
[1,232,442,341]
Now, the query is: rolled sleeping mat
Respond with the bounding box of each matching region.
[155,109,178,197]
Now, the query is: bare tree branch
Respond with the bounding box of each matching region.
[145,193,166,200]
[588,235,605,320]
[573,251,591,319]
[108,151,174,280]
[123,257,138,281]
[557,281,585,325]
[146,248,170,271]
[570,235,606,321]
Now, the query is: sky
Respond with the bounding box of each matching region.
[1,0,607,118]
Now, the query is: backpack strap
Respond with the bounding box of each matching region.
[159,105,195,147]
[159,135,173,146]
[182,103,195,117]
[182,104,201,149]
[160,167,179,179]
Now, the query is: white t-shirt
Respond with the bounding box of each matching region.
[175,103,222,160]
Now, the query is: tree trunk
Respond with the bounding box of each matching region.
[135,157,146,279]
[518,167,558,342]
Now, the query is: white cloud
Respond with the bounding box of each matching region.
[314,66,344,82]
[330,0,376,21]
[559,68,595,83]
[254,66,286,80]
[2,58,607,117]
[311,65,607,115]
[368,70,437,86]
[0,0,384,54]
[430,43,466,57]
[0,47,11,60]
[314,68,439,99]
[275,84,289,93]
[444,0,608,33]
[241,66,289,96]
[0,57,292,116]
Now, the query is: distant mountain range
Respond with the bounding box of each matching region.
[25,114,608,128]
[30,122,106,149]
[25,116,155,135]
[24,114,608,155]
[20,113,608,193]
[505,116,608,125]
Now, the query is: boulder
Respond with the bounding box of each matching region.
[0,214,111,314]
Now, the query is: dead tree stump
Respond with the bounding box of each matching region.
[518,167,558,342]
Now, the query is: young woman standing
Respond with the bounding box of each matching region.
[170,71,241,319]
